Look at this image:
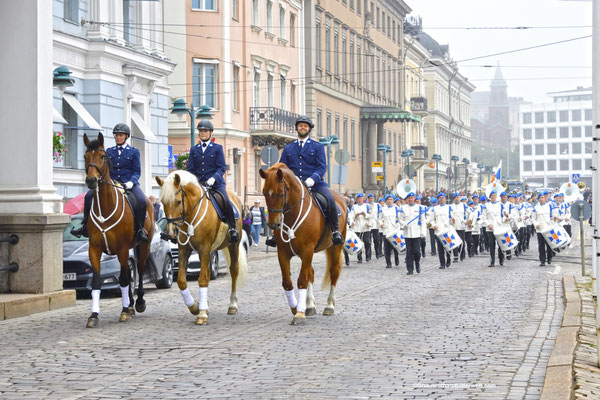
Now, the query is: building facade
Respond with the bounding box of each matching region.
[519,87,593,188]
[52,0,174,198]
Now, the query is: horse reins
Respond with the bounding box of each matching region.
[266,177,308,215]
[164,185,208,248]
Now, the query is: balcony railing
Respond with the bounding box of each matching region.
[249,107,301,135]
[410,97,427,113]
[411,144,428,159]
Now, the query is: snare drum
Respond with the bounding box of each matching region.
[542,225,571,250]
[437,228,463,254]
[343,229,364,255]
[494,226,519,253]
[385,228,407,253]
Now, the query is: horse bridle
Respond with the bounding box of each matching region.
[163,186,206,241]
[85,149,109,182]
[266,177,308,215]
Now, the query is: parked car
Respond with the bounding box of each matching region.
[159,218,249,280]
[63,215,174,292]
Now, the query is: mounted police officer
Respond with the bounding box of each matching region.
[187,119,239,243]
[71,123,150,242]
[278,115,343,245]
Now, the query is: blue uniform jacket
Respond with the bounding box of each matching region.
[279,138,327,188]
[106,144,140,186]
[187,141,226,186]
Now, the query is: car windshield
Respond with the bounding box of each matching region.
[63,218,86,241]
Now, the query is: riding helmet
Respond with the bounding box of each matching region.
[113,123,131,136]
[295,115,314,130]
[196,119,214,131]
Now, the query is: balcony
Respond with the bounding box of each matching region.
[249,107,300,148]
[410,97,428,115]
[410,144,429,171]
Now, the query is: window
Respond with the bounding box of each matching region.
[559,110,569,122]
[267,73,274,107]
[376,7,380,29]
[547,111,556,123]
[547,160,556,171]
[535,112,544,123]
[560,160,569,171]
[343,117,348,149]
[350,0,355,11]
[58,98,78,168]
[342,33,347,79]
[64,0,79,22]
[547,127,556,139]
[266,0,273,33]
[572,109,581,121]
[572,126,581,138]
[193,62,218,108]
[585,158,592,170]
[232,0,238,20]
[334,28,339,76]
[316,108,323,138]
[252,0,259,26]
[335,114,340,140]
[523,161,532,172]
[523,129,532,140]
[547,143,556,155]
[523,145,532,156]
[522,113,532,124]
[253,69,260,107]
[387,16,391,37]
[326,111,332,137]
[381,11,385,33]
[573,159,582,170]
[560,143,569,154]
[280,75,286,110]
[325,24,331,72]
[585,126,592,137]
[357,0,361,15]
[356,40,361,86]
[349,39,355,84]
[289,14,296,46]
[560,127,569,138]
[279,6,285,38]
[192,0,216,10]
[585,109,592,121]
[351,120,356,157]
[572,142,582,154]
[316,20,321,67]
[535,160,544,171]
[585,142,592,154]
[535,128,544,140]
[232,65,240,111]
[290,84,296,112]
[535,144,544,155]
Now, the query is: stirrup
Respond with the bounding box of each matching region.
[332,230,343,245]
[137,228,150,243]
[71,225,88,238]
[228,229,239,243]
[265,237,277,247]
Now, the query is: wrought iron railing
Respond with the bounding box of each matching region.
[411,144,428,159]
[249,107,301,135]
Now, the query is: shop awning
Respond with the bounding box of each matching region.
[62,93,102,130]
[53,107,68,124]
[131,108,158,143]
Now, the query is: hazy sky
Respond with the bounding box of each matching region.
[404,0,592,103]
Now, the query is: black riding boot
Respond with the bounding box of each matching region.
[226,205,240,243]
[328,204,343,245]
[71,196,91,238]
[135,205,150,243]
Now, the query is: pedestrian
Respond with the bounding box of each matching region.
[431,192,452,269]
[242,206,252,245]
[400,192,423,274]
[149,195,161,221]
[249,199,266,247]
[533,192,555,266]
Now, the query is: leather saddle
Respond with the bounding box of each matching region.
[207,189,239,221]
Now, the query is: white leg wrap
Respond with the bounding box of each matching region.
[120,285,130,308]
[297,288,307,313]
[285,289,298,309]
[91,289,101,314]
[198,287,208,310]
[180,288,195,307]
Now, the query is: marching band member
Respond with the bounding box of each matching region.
[416,195,427,258]
[450,193,467,262]
[465,200,479,257]
[557,193,572,239]
[380,194,401,269]
[431,192,453,269]
[479,195,489,253]
[427,197,438,256]
[367,194,383,259]
[349,193,372,263]
[377,197,386,257]
[482,191,504,267]
[400,192,424,274]
[499,192,514,261]
[533,192,555,266]
[470,195,481,256]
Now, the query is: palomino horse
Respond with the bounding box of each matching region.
[156,170,247,325]
[259,163,347,325]
[82,133,155,328]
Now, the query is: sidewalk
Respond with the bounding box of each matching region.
[0,290,75,321]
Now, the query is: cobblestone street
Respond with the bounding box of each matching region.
[0,239,570,399]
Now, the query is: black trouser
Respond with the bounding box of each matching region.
[453,230,466,260]
[465,231,473,256]
[429,228,437,255]
[565,224,572,239]
[517,227,526,254]
[377,233,384,257]
[471,233,479,255]
[436,237,451,267]
[344,251,350,266]
[487,231,504,265]
[537,232,553,264]
[405,237,421,272]
[525,226,532,248]
[420,237,426,257]
[383,238,399,266]
[358,231,372,262]
[480,227,488,251]
[371,229,382,258]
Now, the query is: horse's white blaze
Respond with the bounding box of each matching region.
[269,190,273,196]
[326,285,336,309]
[285,289,298,309]
[158,170,199,205]
[307,282,316,309]
[297,288,307,313]
[199,287,208,310]
[120,285,130,308]
[180,288,195,307]
[91,289,101,314]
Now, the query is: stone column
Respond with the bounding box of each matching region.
[367,121,377,188]
[222,0,232,129]
[0,0,70,294]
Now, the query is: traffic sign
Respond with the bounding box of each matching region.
[372,162,383,167]
[260,145,279,167]
[571,200,592,220]
[571,174,580,184]
[334,149,351,165]
[376,175,384,181]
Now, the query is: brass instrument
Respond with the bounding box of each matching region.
[577,182,586,192]
[559,182,579,203]
[396,179,417,200]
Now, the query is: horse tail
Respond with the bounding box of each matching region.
[321,261,332,291]
[223,240,248,287]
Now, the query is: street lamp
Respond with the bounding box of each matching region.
[319,135,340,187]
[477,163,484,190]
[377,144,393,194]
[53,66,75,92]
[462,158,470,193]
[432,154,442,193]
[451,155,459,193]
[170,99,214,149]
[485,166,493,185]
[401,148,414,179]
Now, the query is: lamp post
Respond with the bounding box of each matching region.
[318,135,340,187]
[53,66,75,92]
[462,158,470,193]
[485,166,493,185]
[170,99,214,149]
[378,144,393,194]
[432,154,442,193]
[451,155,459,193]
[477,163,484,190]
[401,148,414,179]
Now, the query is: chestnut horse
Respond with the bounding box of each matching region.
[82,133,155,328]
[156,170,247,325]
[259,163,347,325]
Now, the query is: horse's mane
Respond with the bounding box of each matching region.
[85,139,104,151]
[159,170,199,204]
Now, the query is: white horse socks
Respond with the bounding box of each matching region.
[284,289,298,309]
[199,287,208,310]
[91,289,100,314]
[180,288,195,307]
[120,285,130,308]
[297,288,307,313]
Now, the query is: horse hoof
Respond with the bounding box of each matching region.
[227,306,238,315]
[189,301,200,315]
[291,312,306,325]
[135,300,146,313]
[290,307,297,316]
[305,307,317,316]
[323,307,335,316]
[86,317,99,328]
[127,306,135,316]
[196,311,209,325]
[119,312,132,322]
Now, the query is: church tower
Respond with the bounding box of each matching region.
[487,63,511,147]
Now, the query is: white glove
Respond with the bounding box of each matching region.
[206,177,216,187]
[125,181,134,190]
[305,178,315,188]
